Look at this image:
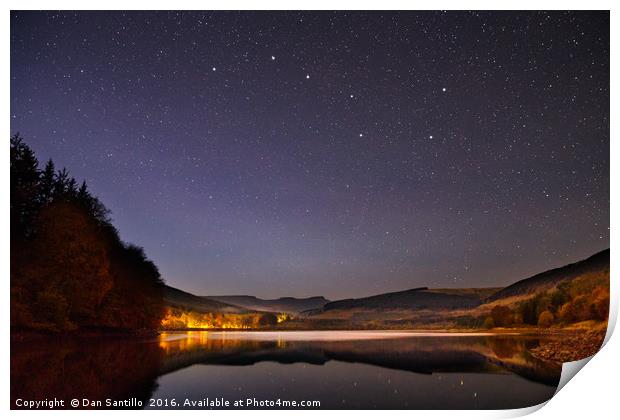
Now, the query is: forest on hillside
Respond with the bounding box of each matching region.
[10,134,165,333]
[480,272,609,329]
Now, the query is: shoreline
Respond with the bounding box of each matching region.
[529,329,607,363]
[158,326,594,335]
[12,326,607,364]
[13,325,602,337]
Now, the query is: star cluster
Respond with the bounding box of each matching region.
[10,11,609,298]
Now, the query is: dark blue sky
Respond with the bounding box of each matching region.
[11,11,609,299]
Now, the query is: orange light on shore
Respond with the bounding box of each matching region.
[160,307,269,330]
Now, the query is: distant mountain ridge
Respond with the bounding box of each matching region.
[164,249,609,320]
[309,249,610,316]
[319,287,483,312]
[163,285,248,314]
[205,295,330,314]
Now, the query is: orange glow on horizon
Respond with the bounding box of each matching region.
[160,307,289,330]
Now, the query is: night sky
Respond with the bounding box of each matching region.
[10,11,609,299]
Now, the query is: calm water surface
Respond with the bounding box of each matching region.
[11,330,561,409]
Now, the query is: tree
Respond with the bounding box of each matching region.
[591,286,610,321]
[490,305,513,327]
[537,310,554,328]
[258,313,278,327]
[53,168,71,197]
[10,134,40,240]
[558,301,576,324]
[483,316,495,329]
[74,180,111,225]
[12,201,113,330]
[518,298,539,325]
[10,134,166,332]
[39,159,56,205]
[99,244,165,330]
[550,282,570,310]
[33,202,113,323]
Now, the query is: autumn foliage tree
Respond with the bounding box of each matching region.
[22,203,112,328]
[513,272,610,328]
[537,310,554,327]
[490,305,513,327]
[10,134,165,332]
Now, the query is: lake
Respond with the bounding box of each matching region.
[11,330,561,409]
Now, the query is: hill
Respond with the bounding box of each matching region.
[161,249,609,331]
[487,249,609,302]
[300,249,609,331]
[319,287,483,312]
[163,286,248,314]
[205,295,329,314]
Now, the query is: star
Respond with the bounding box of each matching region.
[10,10,609,301]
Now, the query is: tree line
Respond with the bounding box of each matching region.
[160,307,279,330]
[11,134,165,332]
[482,271,609,329]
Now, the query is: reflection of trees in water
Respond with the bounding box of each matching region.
[159,334,561,385]
[485,336,525,358]
[480,336,561,385]
[11,334,562,409]
[11,337,163,409]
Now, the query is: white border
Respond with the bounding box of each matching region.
[3,2,616,419]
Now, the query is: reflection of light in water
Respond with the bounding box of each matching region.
[159,331,211,353]
[156,330,521,356]
[165,330,510,342]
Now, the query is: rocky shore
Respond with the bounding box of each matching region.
[530,329,607,363]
